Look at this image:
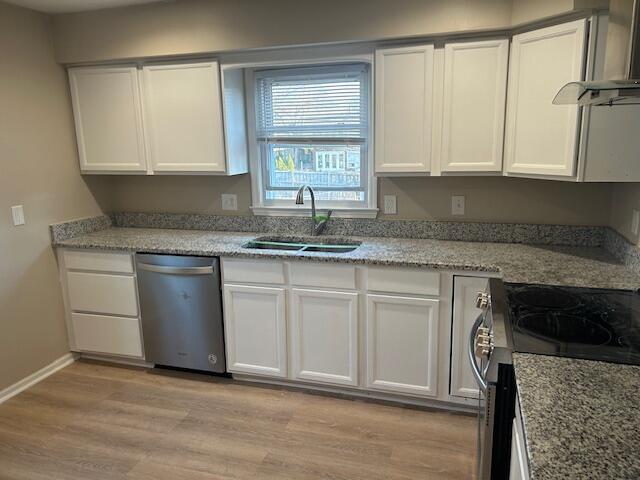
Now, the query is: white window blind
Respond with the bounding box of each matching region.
[252,62,372,211]
[255,64,369,141]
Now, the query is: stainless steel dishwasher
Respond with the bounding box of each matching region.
[136,254,226,373]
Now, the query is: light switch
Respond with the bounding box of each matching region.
[451,195,465,216]
[11,205,25,226]
[221,194,238,211]
[383,195,397,215]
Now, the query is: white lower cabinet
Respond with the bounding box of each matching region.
[58,249,144,359]
[223,284,287,378]
[220,258,489,406]
[366,294,439,397]
[290,288,359,387]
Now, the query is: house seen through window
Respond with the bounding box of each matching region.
[254,63,371,209]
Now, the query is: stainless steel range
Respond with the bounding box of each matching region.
[469,278,515,480]
[470,278,640,479]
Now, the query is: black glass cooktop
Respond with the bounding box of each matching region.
[504,283,640,365]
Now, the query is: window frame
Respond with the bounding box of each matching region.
[243,48,377,218]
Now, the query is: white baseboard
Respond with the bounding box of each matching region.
[80,353,153,368]
[0,352,77,404]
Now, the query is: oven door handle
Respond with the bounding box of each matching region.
[468,313,488,393]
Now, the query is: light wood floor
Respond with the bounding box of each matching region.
[0,360,477,479]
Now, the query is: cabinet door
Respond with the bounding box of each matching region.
[504,20,587,177]
[450,276,489,399]
[366,294,439,397]
[441,39,508,173]
[142,61,227,173]
[223,284,287,377]
[375,44,434,174]
[68,66,147,173]
[290,289,358,387]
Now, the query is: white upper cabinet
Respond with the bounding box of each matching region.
[142,61,226,173]
[68,62,248,175]
[440,39,508,173]
[69,67,147,173]
[375,44,434,174]
[504,19,587,177]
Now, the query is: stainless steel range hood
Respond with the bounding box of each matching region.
[554,0,640,106]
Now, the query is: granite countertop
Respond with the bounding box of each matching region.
[513,353,640,479]
[53,226,640,289]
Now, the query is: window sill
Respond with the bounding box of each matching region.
[251,206,379,219]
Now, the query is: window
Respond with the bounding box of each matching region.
[252,63,373,213]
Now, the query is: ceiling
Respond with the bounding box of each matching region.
[5,0,171,14]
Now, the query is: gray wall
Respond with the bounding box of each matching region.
[108,175,614,226]
[49,0,606,64]
[610,184,640,243]
[0,2,110,391]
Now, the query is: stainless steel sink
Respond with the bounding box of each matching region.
[243,236,361,253]
[243,241,304,251]
[302,245,359,253]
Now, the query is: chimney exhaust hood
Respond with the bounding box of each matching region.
[554,0,640,106]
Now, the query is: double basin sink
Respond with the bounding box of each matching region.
[244,236,361,254]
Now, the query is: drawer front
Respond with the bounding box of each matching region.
[367,267,440,296]
[71,313,143,357]
[222,258,285,285]
[290,263,357,290]
[67,271,138,316]
[63,250,133,274]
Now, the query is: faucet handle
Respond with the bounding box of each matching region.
[313,210,332,236]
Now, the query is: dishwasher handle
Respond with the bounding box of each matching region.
[137,262,214,275]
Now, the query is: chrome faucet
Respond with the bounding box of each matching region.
[295,185,332,236]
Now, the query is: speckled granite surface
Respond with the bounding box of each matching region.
[513,353,640,480]
[112,212,606,246]
[50,215,112,242]
[53,227,640,289]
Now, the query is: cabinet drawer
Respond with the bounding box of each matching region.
[71,313,143,357]
[367,267,439,296]
[63,250,133,274]
[222,258,285,285]
[290,263,357,290]
[67,271,138,316]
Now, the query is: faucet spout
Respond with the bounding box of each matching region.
[295,185,332,236]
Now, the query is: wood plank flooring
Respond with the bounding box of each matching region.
[0,360,477,479]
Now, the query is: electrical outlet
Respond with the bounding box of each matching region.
[11,205,25,226]
[632,210,640,235]
[383,195,397,215]
[221,194,238,211]
[451,195,465,216]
